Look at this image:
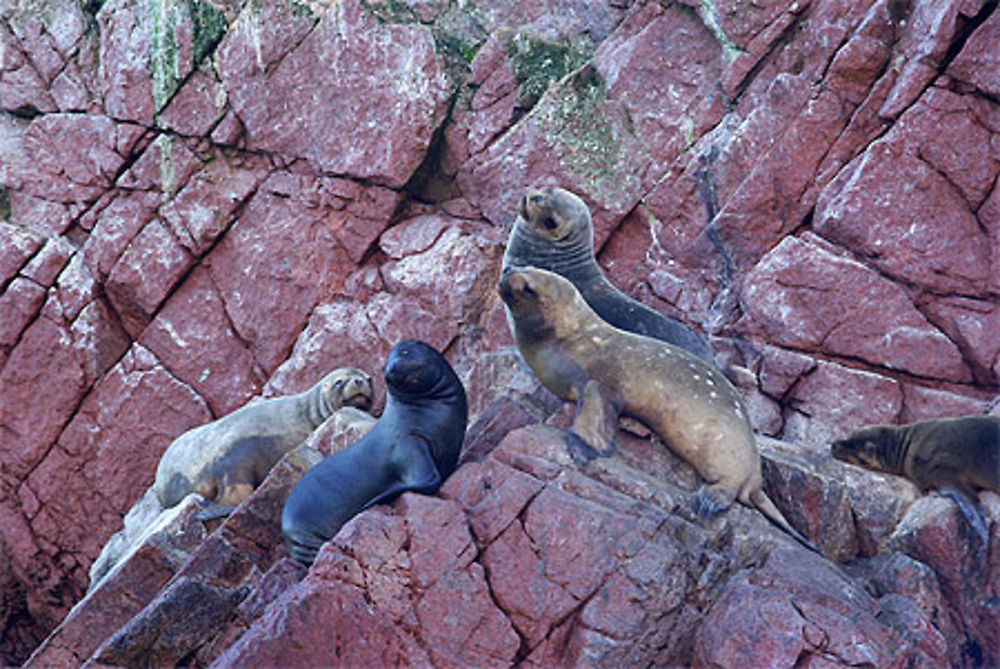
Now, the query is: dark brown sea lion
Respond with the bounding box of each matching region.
[282,340,468,565]
[832,415,1000,544]
[498,266,816,551]
[154,367,374,516]
[503,186,714,362]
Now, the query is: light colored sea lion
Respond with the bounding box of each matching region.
[498,266,816,551]
[503,186,714,362]
[832,415,1000,545]
[282,340,468,565]
[154,367,374,517]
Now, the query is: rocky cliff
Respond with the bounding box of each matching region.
[1,0,998,665]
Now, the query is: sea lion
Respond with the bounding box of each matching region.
[503,186,714,362]
[153,367,374,517]
[832,415,1000,545]
[282,340,468,565]
[498,266,816,551]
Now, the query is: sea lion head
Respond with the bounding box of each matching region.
[322,367,375,412]
[498,266,589,339]
[517,187,592,245]
[831,425,894,473]
[384,340,458,400]
[505,188,596,279]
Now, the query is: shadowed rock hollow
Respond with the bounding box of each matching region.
[2,0,999,665]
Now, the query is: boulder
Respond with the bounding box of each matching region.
[2,0,1000,663]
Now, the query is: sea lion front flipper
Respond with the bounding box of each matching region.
[567,379,621,465]
[364,432,444,509]
[939,486,989,547]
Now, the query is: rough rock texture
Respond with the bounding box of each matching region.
[2,0,999,664]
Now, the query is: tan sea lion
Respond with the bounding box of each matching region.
[497,266,816,551]
[154,367,374,517]
[503,186,714,362]
[832,415,1000,545]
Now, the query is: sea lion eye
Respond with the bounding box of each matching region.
[522,283,536,297]
[334,380,344,388]
[542,216,557,231]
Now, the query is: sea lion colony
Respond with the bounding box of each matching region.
[94,184,994,584]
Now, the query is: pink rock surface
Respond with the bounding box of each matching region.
[2,0,999,664]
[740,235,968,382]
[217,1,450,188]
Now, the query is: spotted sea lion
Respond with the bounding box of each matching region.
[153,367,374,517]
[832,415,1000,545]
[282,340,468,565]
[498,266,816,551]
[503,186,714,362]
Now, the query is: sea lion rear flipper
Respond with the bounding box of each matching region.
[567,379,621,465]
[939,486,989,547]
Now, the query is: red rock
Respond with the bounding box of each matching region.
[694,547,936,665]
[217,0,450,188]
[211,579,431,668]
[81,191,159,282]
[158,65,227,137]
[20,237,73,287]
[921,296,1000,384]
[364,292,457,358]
[50,63,92,113]
[740,235,968,382]
[6,0,1000,664]
[263,299,388,401]
[0,56,55,115]
[20,114,137,202]
[159,156,267,255]
[815,138,992,296]
[106,218,195,337]
[300,407,377,457]
[139,267,263,416]
[9,193,74,238]
[900,384,992,423]
[415,564,520,667]
[949,8,1000,98]
[879,0,984,118]
[0,278,46,351]
[889,496,1000,665]
[207,174,390,373]
[116,134,202,197]
[459,2,727,234]
[381,220,501,337]
[25,498,206,667]
[2,6,74,82]
[0,222,43,285]
[0,297,91,480]
[379,213,451,259]
[66,344,211,515]
[783,361,903,447]
[96,0,201,124]
[440,458,544,545]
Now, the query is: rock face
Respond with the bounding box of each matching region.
[2,0,999,665]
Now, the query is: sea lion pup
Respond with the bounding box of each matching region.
[832,416,1000,545]
[154,367,374,518]
[498,266,817,552]
[503,186,714,363]
[282,340,468,565]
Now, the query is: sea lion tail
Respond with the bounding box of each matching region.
[748,488,821,554]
